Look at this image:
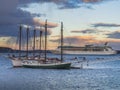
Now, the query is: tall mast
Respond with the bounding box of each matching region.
[45,20,47,61]
[61,22,63,62]
[19,25,22,59]
[26,26,29,59]
[39,30,42,59]
[33,29,36,58]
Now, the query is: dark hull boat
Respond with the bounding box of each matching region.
[21,20,71,69]
[22,60,71,69]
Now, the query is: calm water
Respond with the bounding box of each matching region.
[0,53,120,90]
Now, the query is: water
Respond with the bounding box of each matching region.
[0,53,120,90]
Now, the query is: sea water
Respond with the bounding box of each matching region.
[0,53,120,90]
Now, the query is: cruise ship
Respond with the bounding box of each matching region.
[52,44,117,55]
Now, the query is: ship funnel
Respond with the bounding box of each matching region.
[104,42,108,46]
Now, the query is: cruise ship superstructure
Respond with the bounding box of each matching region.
[53,44,117,55]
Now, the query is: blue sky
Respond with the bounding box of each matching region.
[0,0,120,50]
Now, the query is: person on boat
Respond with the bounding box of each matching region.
[86,60,89,66]
[47,57,61,61]
[83,57,86,61]
[11,54,15,58]
[71,57,78,60]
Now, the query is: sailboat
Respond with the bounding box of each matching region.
[8,25,23,67]
[21,20,71,69]
[9,24,46,67]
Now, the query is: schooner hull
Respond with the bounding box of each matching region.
[11,59,22,67]
[22,61,71,69]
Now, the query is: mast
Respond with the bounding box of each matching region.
[39,30,42,59]
[61,22,63,62]
[33,29,36,58]
[45,20,47,61]
[26,26,29,59]
[19,25,22,59]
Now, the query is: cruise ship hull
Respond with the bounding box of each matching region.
[53,50,117,55]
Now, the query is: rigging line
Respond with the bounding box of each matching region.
[22,26,27,51]
[19,25,22,59]
[33,28,36,58]
[41,33,45,57]
[45,20,47,62]
[39,30,42,58]
[28,28,32,50]
[39,26,44,52]
[26,26,29,59]
[14,26,20,52]
[61,22,63,62]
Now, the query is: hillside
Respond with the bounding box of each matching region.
[0,47,13,53]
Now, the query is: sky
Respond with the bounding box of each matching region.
[0,0,120,50]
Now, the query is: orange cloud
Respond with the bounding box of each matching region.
[50,35,60,38]
[35,26,51,32]
[33,18,58,28]
[65,35,97,45]
[83,0,101,3]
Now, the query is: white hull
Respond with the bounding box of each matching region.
[53,50,117,55]
[11,58,22,67]
[9,57,44,67]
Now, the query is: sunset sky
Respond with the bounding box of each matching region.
[0,0,120,50]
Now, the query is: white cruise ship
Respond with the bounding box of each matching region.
[52,44,117,55]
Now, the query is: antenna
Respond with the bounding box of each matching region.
[61,22,63,62]
[19,25,22,59]
[45,19,47,62]
[26,26,29,59]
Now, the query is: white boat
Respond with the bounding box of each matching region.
[52,44,117,55]
[22,59,71,69]
[8,25,23,67]
[21,20,71,69]
[10,58,22,67]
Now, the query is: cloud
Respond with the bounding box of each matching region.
[0,0,119,48]
[50,34,120,50]
[35,27,52,36]
[3,0,112,37]
[0,0,58,37]
[0,9,34,25]
[0,0,36,37]
[71,29,97,34]
[0,0,18,13]
[50,35,97,45]
[83,0,102,3]
[107,31,120,39]
[53,0,106,9]
[59,0,105,9]
[92,23,120,28]
[58,0,81,9]
[50,35,60,38]
[33,18,58,28]
[53,0,114,9]
[0,0,59,48]
[19,0,112,9]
